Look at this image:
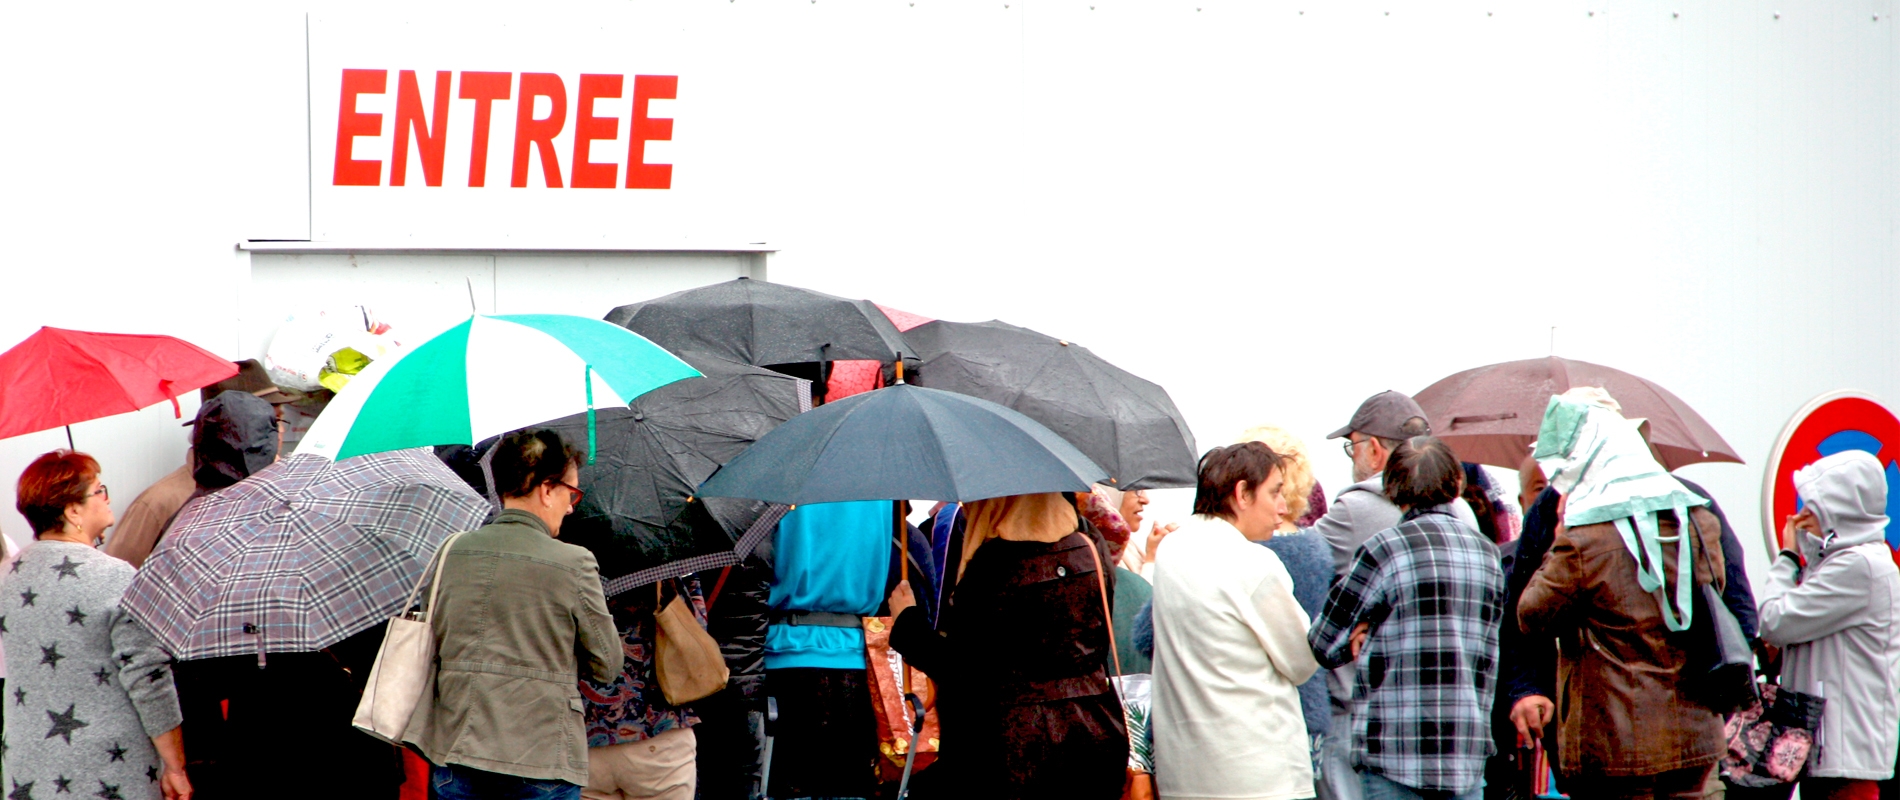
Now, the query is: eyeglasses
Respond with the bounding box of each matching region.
[1341,437,1363,459]
[90,484,109,502]
[554,480,584,506]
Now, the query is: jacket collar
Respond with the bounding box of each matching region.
[493,508,555,537]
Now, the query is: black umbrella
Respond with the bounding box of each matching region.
[535,359,808,593]
[605,278,914,378]
[905,319,1197,489]
[696,383,1107,505]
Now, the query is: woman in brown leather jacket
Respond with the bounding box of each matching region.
[887,492,1128,799]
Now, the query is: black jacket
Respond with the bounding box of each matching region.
[890,528,1126,800]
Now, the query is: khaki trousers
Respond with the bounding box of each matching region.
[582,727,697,800]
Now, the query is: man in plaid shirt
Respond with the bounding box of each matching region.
[1309,436,1506,800]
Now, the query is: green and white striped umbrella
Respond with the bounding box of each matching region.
[299,314,700,461]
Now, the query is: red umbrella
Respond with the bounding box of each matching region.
[0,327,239,444]
[1415,356,1743,471]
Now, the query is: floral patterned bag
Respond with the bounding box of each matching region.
[1721,682,1826,788]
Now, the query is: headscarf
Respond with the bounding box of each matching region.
[1533,390,1708,631]
[957,492,1078,584]
[1078,484,1132,548]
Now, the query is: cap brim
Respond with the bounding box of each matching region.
[1326,424,1354,440]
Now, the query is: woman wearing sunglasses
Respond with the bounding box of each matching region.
[403,428,623,800]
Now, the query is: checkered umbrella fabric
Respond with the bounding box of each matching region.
[123,450,491,661]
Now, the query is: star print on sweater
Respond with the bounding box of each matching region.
[49,558,80,581]
[44,704,87,744]
[20,588,37,606]
[39,644,62,670]
[64,606,85,627]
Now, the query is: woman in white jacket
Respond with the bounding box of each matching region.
[1151,442,1321,800]
[1759,449,1900,800]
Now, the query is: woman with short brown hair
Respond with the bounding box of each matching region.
[2,450,192,799]
[1151,442,1321,800]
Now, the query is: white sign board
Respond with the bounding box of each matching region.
[309,12,761,245]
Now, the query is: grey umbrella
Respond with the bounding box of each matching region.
[905,319,1198,489]
[697,383,1107,505]
[605,277,913,372]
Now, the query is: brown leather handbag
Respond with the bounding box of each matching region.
[653,579,730,705]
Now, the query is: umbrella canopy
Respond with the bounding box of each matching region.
[122,450,491,661]
[906,319,1197,489]
[537,359,807,592]
[1415,356,1743,470]
[605,277,913,368]
[697,383,1108,505]
[298,314,700,460]
[0,327,238,439]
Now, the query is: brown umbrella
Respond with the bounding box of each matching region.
[1414,356,1743,470]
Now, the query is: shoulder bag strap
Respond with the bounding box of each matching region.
[1083,536,1123,683]
[416,530,468,623]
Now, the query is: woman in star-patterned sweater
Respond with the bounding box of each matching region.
[0,451,187,800]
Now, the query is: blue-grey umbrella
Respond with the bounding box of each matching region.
[122,450,490,663]
[695,383,1107,505]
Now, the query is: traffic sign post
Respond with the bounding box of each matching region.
[1760,391,1900,559]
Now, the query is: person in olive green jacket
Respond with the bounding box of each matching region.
[404,429,624,799]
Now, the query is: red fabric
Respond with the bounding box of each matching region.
[874,304,933,332]
[1805,778,1881,800]
[401,749,430,800]
[825,360,885,402]
[0,327,236,439]
[823,304,935,402]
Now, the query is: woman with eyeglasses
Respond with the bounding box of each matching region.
[403,428,623,800]
[1,450,194,799]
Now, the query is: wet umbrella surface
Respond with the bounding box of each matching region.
[606,277,913,371]
[697,383,1107,505]
[539,359,807,592]
[906,319,1197,489]
[121,451,491,661]
[1415,355,1743,470]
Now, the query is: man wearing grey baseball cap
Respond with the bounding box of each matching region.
[1307,390,1432,800]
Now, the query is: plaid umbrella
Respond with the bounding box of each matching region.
[122,450,490,663]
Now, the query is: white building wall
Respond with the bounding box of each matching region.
[0,0,1893,594]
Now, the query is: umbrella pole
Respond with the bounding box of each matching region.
[64,425,73,450]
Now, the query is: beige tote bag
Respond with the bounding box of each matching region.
[653,580,729,705]
[352,530,468,744]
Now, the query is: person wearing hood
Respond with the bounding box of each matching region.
[108,368,288,567]
[887,492,1128,799]
[1757,450,1900,800]
[1517,394,1727,799]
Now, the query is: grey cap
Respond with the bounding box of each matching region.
[1327,390,1431,440]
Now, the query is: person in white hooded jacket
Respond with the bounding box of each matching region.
[1758,449,1900,799]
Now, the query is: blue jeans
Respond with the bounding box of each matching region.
[430,764,580,800]
[1361,771,1482,800]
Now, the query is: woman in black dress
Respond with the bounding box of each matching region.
[887,492,1127,799]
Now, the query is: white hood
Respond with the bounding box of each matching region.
[1794,450,1891,559]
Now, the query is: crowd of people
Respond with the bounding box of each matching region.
[1,362,1897,800]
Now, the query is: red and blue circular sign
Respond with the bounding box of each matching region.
[1761,391,1900,558]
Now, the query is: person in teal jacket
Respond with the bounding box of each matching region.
[763,500,892,800]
